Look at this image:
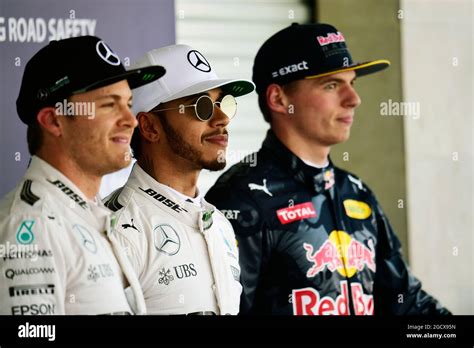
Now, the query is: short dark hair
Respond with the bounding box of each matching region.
[130,126,142,160]
[26,120,43,155]
[258,92,272,124]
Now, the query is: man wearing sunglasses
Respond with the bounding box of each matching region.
[104,44,255,314]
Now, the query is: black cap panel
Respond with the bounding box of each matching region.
[16,36,166,124]
[252,23,390,95]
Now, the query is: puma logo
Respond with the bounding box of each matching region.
[122,218,140,232]
[348,175,366,192]
[248,179,273,197]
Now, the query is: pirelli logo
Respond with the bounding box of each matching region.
[9,284,55,297]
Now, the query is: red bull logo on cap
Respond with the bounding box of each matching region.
[292,280,374,315]
[317,32,345,46]
[304,230,375,278]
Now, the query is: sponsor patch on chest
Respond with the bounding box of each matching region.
[276,202,317,224]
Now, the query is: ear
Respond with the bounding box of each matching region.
[266,84,291,115]
[36,107,62,137]
[137,112,161,143]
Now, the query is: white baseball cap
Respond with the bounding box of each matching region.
[130,44,255,114]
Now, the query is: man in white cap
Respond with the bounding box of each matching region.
[104,44,255,314]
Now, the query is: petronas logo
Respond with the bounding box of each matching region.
[16,220,35,245]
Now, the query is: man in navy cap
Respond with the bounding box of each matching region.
[0,36,165,315]
[206,23,450,315]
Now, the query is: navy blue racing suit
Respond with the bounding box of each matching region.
[206,130,450,315]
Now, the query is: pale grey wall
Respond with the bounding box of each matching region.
[401,0,473,315]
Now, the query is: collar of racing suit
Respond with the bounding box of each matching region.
[262,130,336,194]
[129,163,216,232]
[25,156,111,231]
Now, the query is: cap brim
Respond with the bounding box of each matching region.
[73,65,166,94]
[305,59,390,80]
[161,78,255,104]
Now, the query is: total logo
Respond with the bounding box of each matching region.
[304,231,375,278]
[276,202,316,225]
[292,280,373,315]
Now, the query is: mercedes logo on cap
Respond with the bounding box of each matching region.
[36,88,49,101]
[154,224,181,256]
[187,50,211,72]
[73,224,97,254]
[96,41,121,66]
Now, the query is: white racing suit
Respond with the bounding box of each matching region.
[0,156,146,315]
[104,164,242,315]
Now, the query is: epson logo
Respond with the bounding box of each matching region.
[12,303,55,315]
[272,60,308,78]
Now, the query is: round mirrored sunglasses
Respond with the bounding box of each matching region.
[152,94,237,121]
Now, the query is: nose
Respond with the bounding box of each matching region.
[209,103,230,128]
[118,104,138,129]
[342,85,361,109]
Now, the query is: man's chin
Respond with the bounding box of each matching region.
[99,156,132,176]
[202,159,226,171]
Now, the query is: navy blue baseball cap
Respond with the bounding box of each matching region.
[17,35,166,124]
[253,23,390,95]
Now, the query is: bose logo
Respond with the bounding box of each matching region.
[272,60,309,78]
